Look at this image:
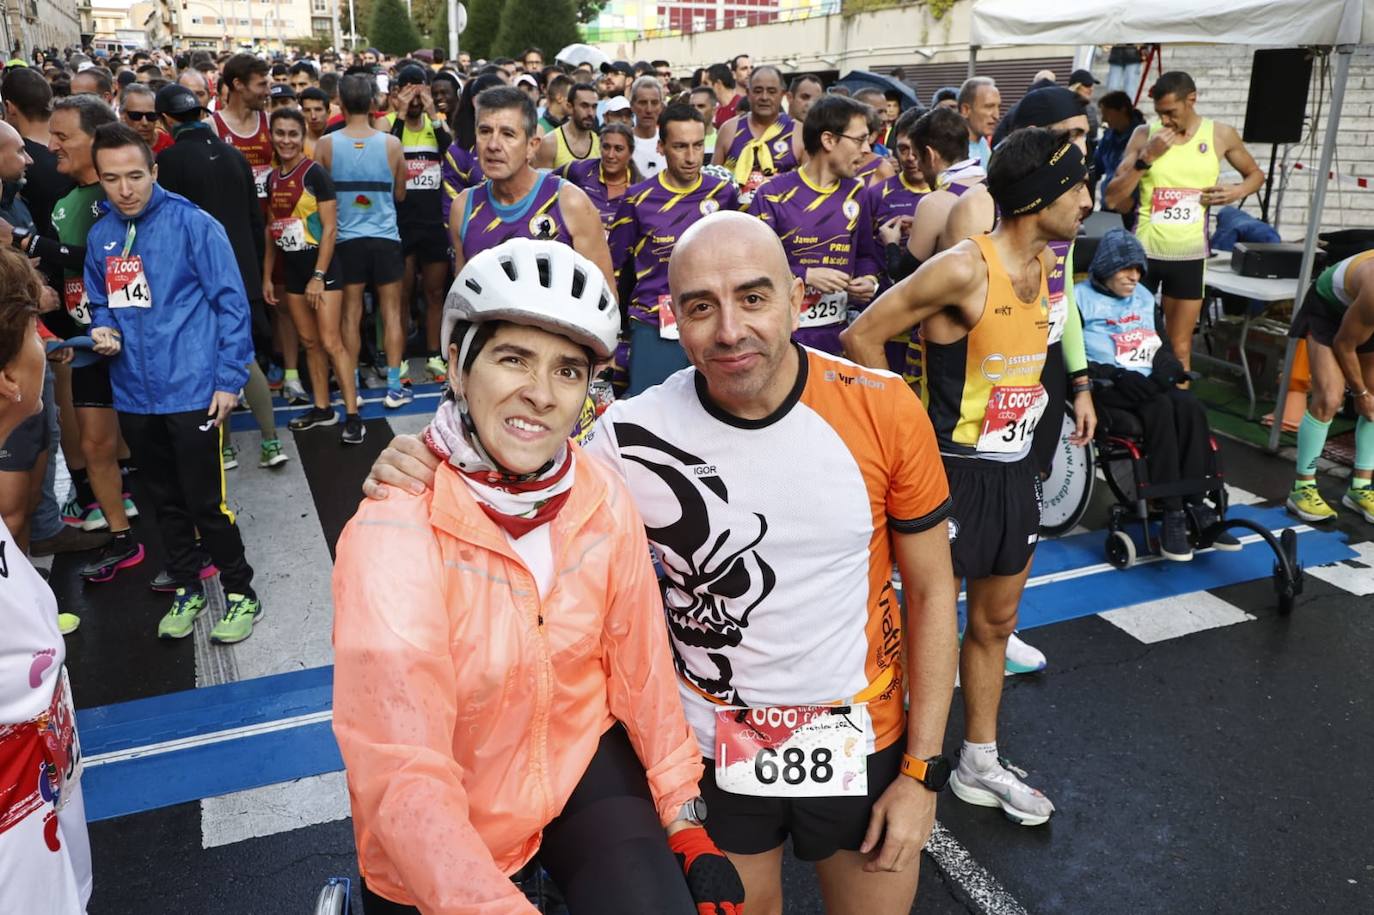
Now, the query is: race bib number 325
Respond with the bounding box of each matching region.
[715,704,871,798]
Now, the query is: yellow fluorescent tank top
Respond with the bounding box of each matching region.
[1136,118,1219,261]
[553,125,600,169]
[921,234,1050,463]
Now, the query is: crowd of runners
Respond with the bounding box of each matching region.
[0,38,1371,915]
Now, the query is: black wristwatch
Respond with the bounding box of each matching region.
[1133,157,1152,171]
[10,225,32,251]
[900,753,952,792]
[311,269,326,280]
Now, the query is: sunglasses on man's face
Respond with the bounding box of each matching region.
[125,110,158,122]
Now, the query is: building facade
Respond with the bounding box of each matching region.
[167,0,323,52]
[2,0,81,57]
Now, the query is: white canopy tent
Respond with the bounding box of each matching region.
[969,0,1367,452]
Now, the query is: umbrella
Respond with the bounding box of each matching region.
[556,43,610,69]
[833,70,922,113]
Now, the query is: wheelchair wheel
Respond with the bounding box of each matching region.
[1103,449,1140,507]
[1039,409,1095,537]
[312,878,350,915]
[1106,530,1136,569]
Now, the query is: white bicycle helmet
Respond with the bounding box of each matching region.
[441,238,620,362]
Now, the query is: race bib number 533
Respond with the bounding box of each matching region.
[1151,187,1203,225]
[715,704,871,798]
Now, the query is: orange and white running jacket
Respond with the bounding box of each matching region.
[332,446,702,913]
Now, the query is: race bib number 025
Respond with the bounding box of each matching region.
[406,160,442,191]
[977,383,1048,454]
[105,256,152,309]
[1151,187,1203,225]
[715,704,871,798]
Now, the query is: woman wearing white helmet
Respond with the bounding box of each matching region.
[331,239,744,915]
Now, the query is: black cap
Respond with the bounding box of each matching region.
[155,83,203,116]
[269,83,296,100]
[1010,87,1085,129]
[396,64,428,87]
[1069,69,1098,87]
[600,60,633,77]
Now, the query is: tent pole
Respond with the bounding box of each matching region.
[1267,45,1352,453]
[968,46,978,80]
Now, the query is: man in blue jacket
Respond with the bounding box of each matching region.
[86,123,262,644]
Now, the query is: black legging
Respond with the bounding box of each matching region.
[361,725,696,915]
[1095,386,1211,509]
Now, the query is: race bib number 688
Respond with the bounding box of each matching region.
[715,704,871,798]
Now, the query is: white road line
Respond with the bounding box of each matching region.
[83,709,333,768]
[201,771,351,849]
[924,820,1029,915]
[1307,541,1374,597]
[1098,592,1257,644]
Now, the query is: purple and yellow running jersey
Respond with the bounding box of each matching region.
[558,159,627,235]
[458,172,572,262]
[441,143,484,226]
[867,173,928,249]
[608,171,739,326]
[721,112,800,203]
[747,168,882,355]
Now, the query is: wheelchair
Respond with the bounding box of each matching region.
[1038,395,1305,614]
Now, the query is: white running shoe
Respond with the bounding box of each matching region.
[950,755,1056,826]
[1004,632,1047,675]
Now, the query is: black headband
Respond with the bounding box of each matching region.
[998,143,1087,217]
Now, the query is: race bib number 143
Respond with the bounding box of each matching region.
[715,704,871,798]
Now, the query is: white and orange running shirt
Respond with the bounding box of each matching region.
[583,345,952,757]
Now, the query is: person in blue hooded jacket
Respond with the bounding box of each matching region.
[85,123,263,645]
[1076,229,1240,561]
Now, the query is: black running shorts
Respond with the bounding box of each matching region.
[944,456,1041,580]
[1143,257,1205,300]
[280,250,343,296]
[400,223,451,265]
[697,737,904,862]
[337,237,404,287]
[1293,286,1374,354]
[71,361,114,409]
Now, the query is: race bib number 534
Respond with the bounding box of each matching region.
[715,704,871,798]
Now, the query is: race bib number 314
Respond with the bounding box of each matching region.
[715,704,871,798]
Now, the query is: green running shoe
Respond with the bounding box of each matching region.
[1342,485,1374,523]
[211,592,263,644]
[1286,483,1336,522]
[425,355,447,382]
[158,588,207,639]
[259,438,290,468]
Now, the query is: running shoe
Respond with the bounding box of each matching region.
[78,538,146,582]
[149,561,219,592]
[79,495,139,532]
[266,363,284,390]
[60,494,83,526]
[383,385,414,409]
[288,407,338,432]
[1004,633,1047,675]
[425,355,447,382]
[281,377,310,405]
[1159,509,1193,562]
[31,526,111,556]
[259,438,290,468]
[340,414,366,445]
[1287,483,1336,521]
[57,613,81,635]
[1342,486,1374,523]
[158,587,207,639]
[950,754,1056,826]
[1192,505,1241,551]
[222,445,239,470]
[211,592,262,644]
